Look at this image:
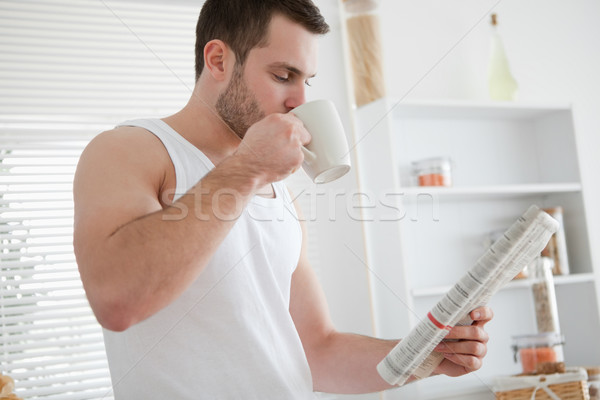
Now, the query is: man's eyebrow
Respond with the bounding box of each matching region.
[268,62,317,78]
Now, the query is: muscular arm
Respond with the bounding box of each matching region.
[74,129,258,331]
[289,200,493,394]
[74,114,308,331]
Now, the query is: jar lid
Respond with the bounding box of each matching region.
[343,0,380,14]
[512,332,565,348]
[411,157,452,172]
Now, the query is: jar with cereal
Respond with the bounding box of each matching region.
[530,256,561,333]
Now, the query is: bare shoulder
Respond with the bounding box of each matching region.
[79,126,170,174]
[73,126,172,245]
[76,126,172,195]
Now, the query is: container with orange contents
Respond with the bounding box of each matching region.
[512,332,565,374]
[411,157,452,187]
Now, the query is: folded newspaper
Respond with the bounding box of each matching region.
[377,205,559,386]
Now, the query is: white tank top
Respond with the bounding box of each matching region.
[102,119,315,399]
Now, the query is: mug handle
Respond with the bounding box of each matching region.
[301,147,317,163]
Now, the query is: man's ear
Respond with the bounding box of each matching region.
[204,39,233,81]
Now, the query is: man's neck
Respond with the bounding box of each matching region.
[162,93,241,167]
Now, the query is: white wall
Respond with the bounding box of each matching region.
[376,0,600,274]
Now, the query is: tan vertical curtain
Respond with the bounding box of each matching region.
[343,0,386,106]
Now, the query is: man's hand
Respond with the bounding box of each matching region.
[234,113,311,185]
[432,306,493,378]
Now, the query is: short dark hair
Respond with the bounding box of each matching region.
[194,0,330,81]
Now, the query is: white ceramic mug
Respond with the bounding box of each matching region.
[291,99,352,184]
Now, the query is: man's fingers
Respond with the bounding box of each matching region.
[433,307,494,377]
[470,306,494,324]
[443,325,489,342]
[288,112,311,145]
[436,339,488,358]
[442,353,484,372]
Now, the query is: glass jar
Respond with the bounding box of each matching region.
[343,0,385,106]
[541,206,570,275]
[411,157,453,187]
[512,332,565,374]
[586,366,600,400]
[530,256,561,333]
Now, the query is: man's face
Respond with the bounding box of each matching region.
[215,14,319,138]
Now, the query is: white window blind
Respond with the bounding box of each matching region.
[0,1,197,398]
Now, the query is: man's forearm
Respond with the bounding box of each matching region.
[307,332,401,394]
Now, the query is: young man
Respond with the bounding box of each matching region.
[73,0,493,398]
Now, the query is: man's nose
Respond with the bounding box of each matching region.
[285,83,307,111]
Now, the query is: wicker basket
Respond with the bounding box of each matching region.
[494,368,590,400]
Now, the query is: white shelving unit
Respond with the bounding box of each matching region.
[353,98,600,399]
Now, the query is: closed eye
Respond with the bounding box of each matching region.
[273,74,289,83]
[273,74,312,87]
[268,62,317,87]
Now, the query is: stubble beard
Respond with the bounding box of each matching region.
[215,64,265,139]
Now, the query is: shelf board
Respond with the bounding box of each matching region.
[400,182,582,200]
[411,273,597,298]
[365,97,573,120]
